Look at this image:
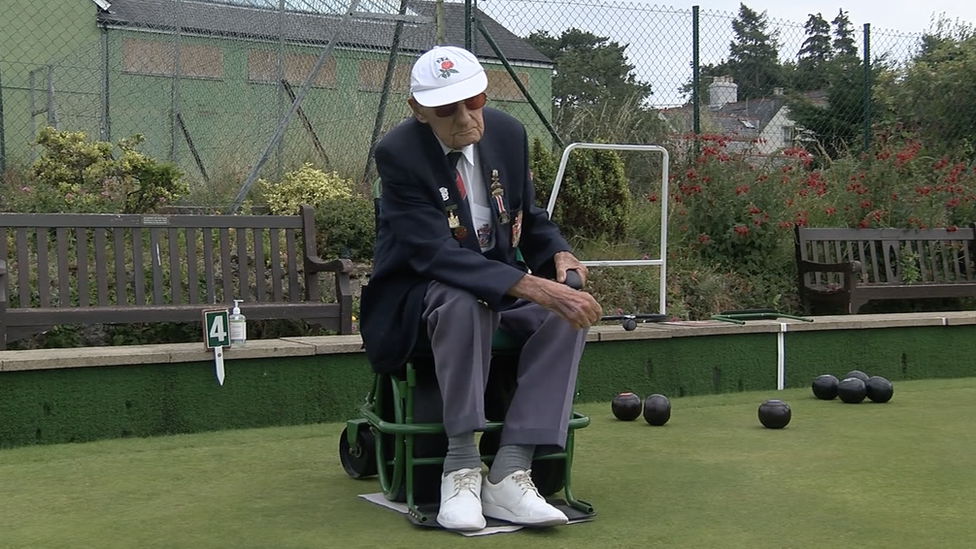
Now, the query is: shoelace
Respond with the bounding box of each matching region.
[451,469,481,496]
[510,470,542,496]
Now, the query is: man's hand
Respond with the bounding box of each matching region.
[553,251,588,287]
[507,274,603,330]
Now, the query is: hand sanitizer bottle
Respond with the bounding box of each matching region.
[229,299,247,348]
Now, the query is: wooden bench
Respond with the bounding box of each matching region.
[0,204,353,349]
[793,225,976,314]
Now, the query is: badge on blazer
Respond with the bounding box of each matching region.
[439,187,450,202]
[511,210,523,248]
[490,169,510,225]
[447,209,460,229]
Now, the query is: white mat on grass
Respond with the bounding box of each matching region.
[358,493,593,537]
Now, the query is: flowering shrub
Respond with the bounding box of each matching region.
[667,132,976,271]
[15,127,186,214]
[261,163,353,215]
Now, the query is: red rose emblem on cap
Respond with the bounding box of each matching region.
[436,56,460,79]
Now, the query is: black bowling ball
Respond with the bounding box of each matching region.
[837,377,867,403]
[844,370,870,383]
[865,376,894,403]
[643,394,671,426]
[611,392,642,421]
[758,399,792,429]
[812,374,839,400]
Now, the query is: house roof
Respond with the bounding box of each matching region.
[658,89,828,139]
[96,0,552,65]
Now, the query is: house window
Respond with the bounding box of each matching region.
[122,39,223,79]
[247,50,336,88]
[357,59,411,93]
[783,126,795,146]
[485,69,529,102]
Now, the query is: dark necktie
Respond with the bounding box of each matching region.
[447,151,466,200]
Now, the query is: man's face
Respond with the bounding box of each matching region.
[409,93,486,149]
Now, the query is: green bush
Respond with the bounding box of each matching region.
[530,139,631,243]
[261,163,353,215]
[314,197,375,262]
[15,127,186,214]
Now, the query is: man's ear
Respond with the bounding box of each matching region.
[407,97,429,124]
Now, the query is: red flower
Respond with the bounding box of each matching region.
[733,224,749,236]
[647,193,657,203]
[697,234,710,243]
[441,60,454,70]
[735,184,749,195]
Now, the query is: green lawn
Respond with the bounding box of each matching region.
[2,378,975,549]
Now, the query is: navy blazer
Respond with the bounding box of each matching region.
[360,107,570,373]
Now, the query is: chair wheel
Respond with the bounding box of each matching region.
[339,424,377,479]
[531,459,566,497]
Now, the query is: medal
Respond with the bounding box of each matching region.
[454,226,467,240]
[448,210,460,229]
[490,169,509,225]
[511,210,522,248]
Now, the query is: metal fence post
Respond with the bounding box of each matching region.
[692,5,700,136]
[862,23,871,152]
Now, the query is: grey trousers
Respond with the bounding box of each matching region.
[421,281,588,449]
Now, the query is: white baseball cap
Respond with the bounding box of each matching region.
[410,45,488,107]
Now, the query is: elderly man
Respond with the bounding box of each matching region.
[359,45,602,531]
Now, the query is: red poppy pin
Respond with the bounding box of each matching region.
[436,57,459,79]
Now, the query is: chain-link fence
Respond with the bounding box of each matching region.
[2,0,973,211]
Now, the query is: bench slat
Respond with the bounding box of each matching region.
[253,228,265,301]
[270,228,283,301]
[203,228,216,304]
[286,229,299,301]
[75,227,88,307]
[168,227,182,305]
[113,229,126,305]
[94,229,109,306]
[219,228,233,304]
[940,241,952,283]
[17,229,30,307]
[132,227,145,305]
[186,227,199,304]
[963,241,973,281]
[56,228,70,307]
[149,228,164,305]
[37,229,51,307]
[4,302,342,326]
[236,227,248,303]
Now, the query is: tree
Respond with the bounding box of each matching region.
[795,13,832,91]
[879,29,976,155]
[726,3,783,100]
[526,29,652,109]
[525,28,661,144]
[831,9,859,63]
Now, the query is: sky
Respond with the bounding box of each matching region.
[689,1,976,34]
[478,0,976,107]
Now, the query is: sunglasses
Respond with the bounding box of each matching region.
[433,93,487,118]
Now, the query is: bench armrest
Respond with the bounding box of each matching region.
[305,256,353,274]
[0,259,6,304]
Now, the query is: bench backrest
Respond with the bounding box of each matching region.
[0,207,320,309]
[795,226,976,286]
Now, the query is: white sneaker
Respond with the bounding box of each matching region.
[482,470,569,527]
[436,468,486,531]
